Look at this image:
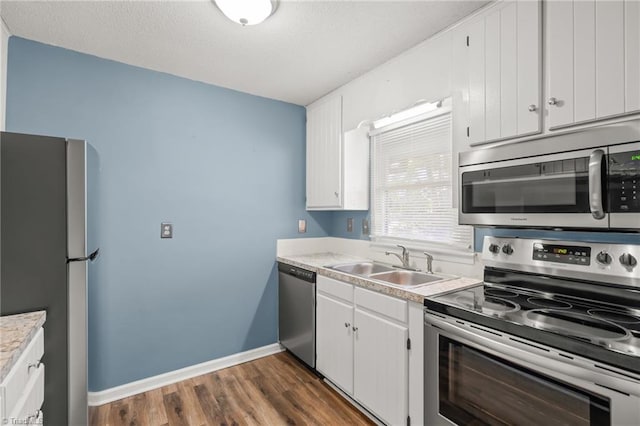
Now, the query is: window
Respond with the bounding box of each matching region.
[370,101,473,251]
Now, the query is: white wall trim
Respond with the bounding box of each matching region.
[88,343,283,406]
[1,16,11,131]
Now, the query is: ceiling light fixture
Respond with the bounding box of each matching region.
[214,0,277,26]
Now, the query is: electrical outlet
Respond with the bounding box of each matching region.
[298,219,307,233]
[161,223,173,238]
[362,218,370,235]
[347,217,354,232]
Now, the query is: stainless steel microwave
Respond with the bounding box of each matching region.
[458,122,640,230]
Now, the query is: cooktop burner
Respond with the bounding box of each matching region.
[482,297,519,316]
[484,288,519,298]
[588,309,640,324]
[524,309,630,341]
[527,297,572,309]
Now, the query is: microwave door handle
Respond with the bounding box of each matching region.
[588,149,606,220]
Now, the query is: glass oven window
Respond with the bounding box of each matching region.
[461,157,595,214]
[439,336,611,426]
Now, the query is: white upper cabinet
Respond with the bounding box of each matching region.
[456,0,542,145]
[625,0,640,113]
[306,95,343,209]
[547,0,638,129]
[306,95,369,211]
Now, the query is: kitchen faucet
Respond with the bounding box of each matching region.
[424,252,434,274]
[385,245,411,269]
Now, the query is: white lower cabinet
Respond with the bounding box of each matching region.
[316,293,354,395]
[0,327,45,425]
[353,308,408,426]
[316,276,413,426]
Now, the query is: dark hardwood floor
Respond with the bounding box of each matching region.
[89,351,375,426]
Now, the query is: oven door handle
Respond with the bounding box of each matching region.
[588,149,606,220]
[427,315,640,396]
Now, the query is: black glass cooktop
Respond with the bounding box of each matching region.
[425,267,640,375]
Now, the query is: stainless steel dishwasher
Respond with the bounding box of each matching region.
[278,262,316,368]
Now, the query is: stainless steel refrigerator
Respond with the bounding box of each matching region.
[1,131,98,426]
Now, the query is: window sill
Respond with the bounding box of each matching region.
[370,238,476,265]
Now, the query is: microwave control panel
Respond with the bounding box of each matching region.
[609,151,640,213]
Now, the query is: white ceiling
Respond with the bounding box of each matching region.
[1,0,489,106]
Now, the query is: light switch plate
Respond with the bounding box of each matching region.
[362,218,369,235]
[298,219,307,233]
[347,217,354,232]
[161,223,173,238]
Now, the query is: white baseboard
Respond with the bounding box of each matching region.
[88,343,284,406]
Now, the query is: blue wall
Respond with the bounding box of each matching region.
[6,37,332,391]
[331,211,370,239]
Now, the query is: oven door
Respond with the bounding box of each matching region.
[459,147,608,228]
[424,312,640,426]
[608,141,640,230]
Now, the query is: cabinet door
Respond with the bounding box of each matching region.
[547,0,628,128]
[625,0,640,113]
[516,0,541,135]
[353,309,408,426]
[574,0,596,123]
[547,0,575,128]
[596,0,625,119]
[467,1,541,144]
[306,96,342,209]
[316,294,353,394]
[467,18,486,145]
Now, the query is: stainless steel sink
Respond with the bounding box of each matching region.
[369,270,445,286]
[329,262,396,275]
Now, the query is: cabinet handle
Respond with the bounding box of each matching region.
[352,326,358,332]
[528,104,537,112]
[344,322,350,328]
[28,360,41,371]
[26,409,42,422]
[548,97,558,106]
[334,192,339,197]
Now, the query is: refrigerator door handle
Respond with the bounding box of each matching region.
[67,248,99,263]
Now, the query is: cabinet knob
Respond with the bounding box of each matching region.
[548,97,558,106]
[528,104,537,112]
[334,192,339,197]
[344,322,350,328]
[352,326,358,332]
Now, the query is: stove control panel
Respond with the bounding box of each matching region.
[532,243,591,266]
[482,237,640,288]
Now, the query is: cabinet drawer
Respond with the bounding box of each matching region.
[2,328,44,419]
[317,276,353,302]
[355,287,407,323]
[9,364,44,423]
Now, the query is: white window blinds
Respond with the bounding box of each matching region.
[371,109,473,250]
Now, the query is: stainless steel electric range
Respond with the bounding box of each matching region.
[424,236,640,426]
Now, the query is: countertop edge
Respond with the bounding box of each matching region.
[277,254,482,304]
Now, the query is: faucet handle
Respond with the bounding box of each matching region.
[424,252,434,274]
